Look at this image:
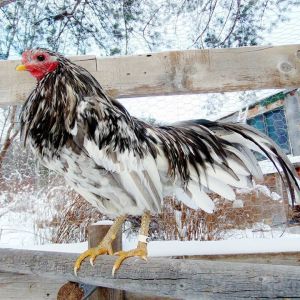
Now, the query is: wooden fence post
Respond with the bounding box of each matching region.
[88,223,124,300]
[57,223,124,300]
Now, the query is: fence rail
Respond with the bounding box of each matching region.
[0,272,65,300]
[1,44,300,105]
[0,248,300,299]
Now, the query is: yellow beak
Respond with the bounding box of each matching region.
[16,64,27,71]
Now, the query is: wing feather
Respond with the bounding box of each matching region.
[69,96,300,215]
[74,97,163,213]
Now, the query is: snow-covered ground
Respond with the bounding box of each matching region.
[0,183,299,257]
[1,211,300,256]
[2,233,300,257]
[0,210,42,247]
[0,188,65,247]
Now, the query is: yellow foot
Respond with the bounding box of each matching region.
[74,244,113,276]
[112,247,147,276]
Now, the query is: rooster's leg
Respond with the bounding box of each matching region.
[74,214,126,275]
[112,210,150,276]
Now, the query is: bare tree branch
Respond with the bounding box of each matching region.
[188,0,218,48]
[216,0,234,42]
[219,0,241,47]
[122,0,129,55]
[0,106,20,171]
[0,0,19,8]
[142,4,164,50]
[34,0,82,26]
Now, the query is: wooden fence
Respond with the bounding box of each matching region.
[1,45,300,105]
[0,44,300,299]
[1,224,300,299]
[1,247,300,299]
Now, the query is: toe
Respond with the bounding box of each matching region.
[89,248,107,266]
[73,247,109,275]
[114,250,125,256]
[112,256,127,276]
[74,250,91,274]
[112,251,134,276]
[112,248,148,276]
[90,257,95,266]
[107,245,114,255]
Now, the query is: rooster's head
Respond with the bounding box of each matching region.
[16,49,59,80]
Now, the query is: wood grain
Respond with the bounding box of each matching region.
[0,248,300,299]
[1,45,300,105]
[0,272,64,300]
[186,251,300,266]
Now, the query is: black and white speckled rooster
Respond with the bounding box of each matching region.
[17,48,300,275]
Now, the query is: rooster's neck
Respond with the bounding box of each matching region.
[20,62,137,155]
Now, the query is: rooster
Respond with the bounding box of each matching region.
[17,49,300,275]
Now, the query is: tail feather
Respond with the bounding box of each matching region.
[218,122,300,206]
[225,145,264,180]
[166,119,300,208]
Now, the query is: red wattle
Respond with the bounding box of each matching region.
[26,61,59,80]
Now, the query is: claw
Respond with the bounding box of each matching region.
[73,246,110,275]
[112,265,117,277]
[73,215,126,275]
[90,257,95,266]
[112,247,148,276]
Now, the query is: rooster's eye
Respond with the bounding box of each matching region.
[37,55,45,62]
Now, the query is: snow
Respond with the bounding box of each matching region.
[232,199,244,208]
[0,191,60,247]
[1,235,299,257]
[236,183,282,202]
[0,242,88,253]
[0,188,299,257]
[0,210,45,247]
[147,237,300,256]
[93,220,114,226]
[271,192,281,201]
[0,178,298,258]
[127,226,300,256]
[259,155,300,175]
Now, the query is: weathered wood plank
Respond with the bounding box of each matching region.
[186,252,300,266]
[96,45,300,98]
[0,272,64,300]
[1,45,300,105]
[125,292,176,300]
[0,272,176,300]
[0,248,299,299]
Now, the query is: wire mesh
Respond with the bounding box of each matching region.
[0,89,299,245]
[123,89,300,241]
[0,0,300,245]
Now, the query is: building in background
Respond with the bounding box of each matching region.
[221,89,300,171]
[221,89,300,225]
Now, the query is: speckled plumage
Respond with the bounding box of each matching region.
[20,49,300,217]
